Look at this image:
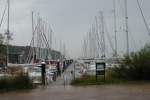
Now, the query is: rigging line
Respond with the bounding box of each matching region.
[26,37,34,63]
[128,23,137,51]
[25,24,38,63]
[128,30,137,51]
[96,16,103,53]
[136,0,150,37]
[0,1,7,29]
[40,31,49,49]
[91,25,97,57]
[26,39,34,63]
[95,32,102,57]
[48,27,52,48]
[95,16,100,58]
[97,31,103,55]
[86,32,90,57]
[117,0,126,32]
[113,0,118,56]
[95,16,102,57]
[27,24,38,49]
[83,37,88,57]
[104,20,116,54]
[94,19,103,56]
[40,20,51,49]
[117,0,125,17]
[41,30,50,48]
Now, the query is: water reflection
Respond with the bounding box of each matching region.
[1,84,150,100]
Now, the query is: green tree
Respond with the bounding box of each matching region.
[0,33,5,54]
[112,43,150,80]
[0,33,6,67]
[0,34,6,56]
[0,33,4,45]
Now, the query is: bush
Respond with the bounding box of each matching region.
[13,73,34,89]
[112,43,150,80]
[0,73,35,91]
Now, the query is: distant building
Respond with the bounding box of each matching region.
[0,45,62,64]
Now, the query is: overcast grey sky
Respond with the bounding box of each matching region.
[0,0,150,58]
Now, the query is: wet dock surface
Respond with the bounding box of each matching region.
[1,63,150,100]
[1,84,150,100]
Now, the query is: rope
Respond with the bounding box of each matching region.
[136,0,150,37]
[0,1,7,29]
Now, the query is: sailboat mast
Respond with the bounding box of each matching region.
[125,0,129,56]
[95,17,98,58]
[100,11,105,59]
[32,11,35,62]
[113,0,117,57]
[7,0,10,32]
[6,0,10,66]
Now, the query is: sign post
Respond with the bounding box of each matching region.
[41,62,46,85]
[96,62,106,81]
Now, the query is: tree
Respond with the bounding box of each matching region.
[0,33,5,54]
[0,33,6,54]
[0,33,4,45]
[0,33,6,57]
[0,33,6,67]
[112,43,150,80]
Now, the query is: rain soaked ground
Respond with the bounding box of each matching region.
[0,84,150,100]
[0,63,150,100]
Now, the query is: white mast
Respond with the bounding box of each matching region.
[113,0,117,57]
[6,0,10,66]
[32,11,35,62]
[100,11,105,59]
[125,0,129,56]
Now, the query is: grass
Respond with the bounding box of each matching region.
[70,69,150,86]
[70,74,129,86]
